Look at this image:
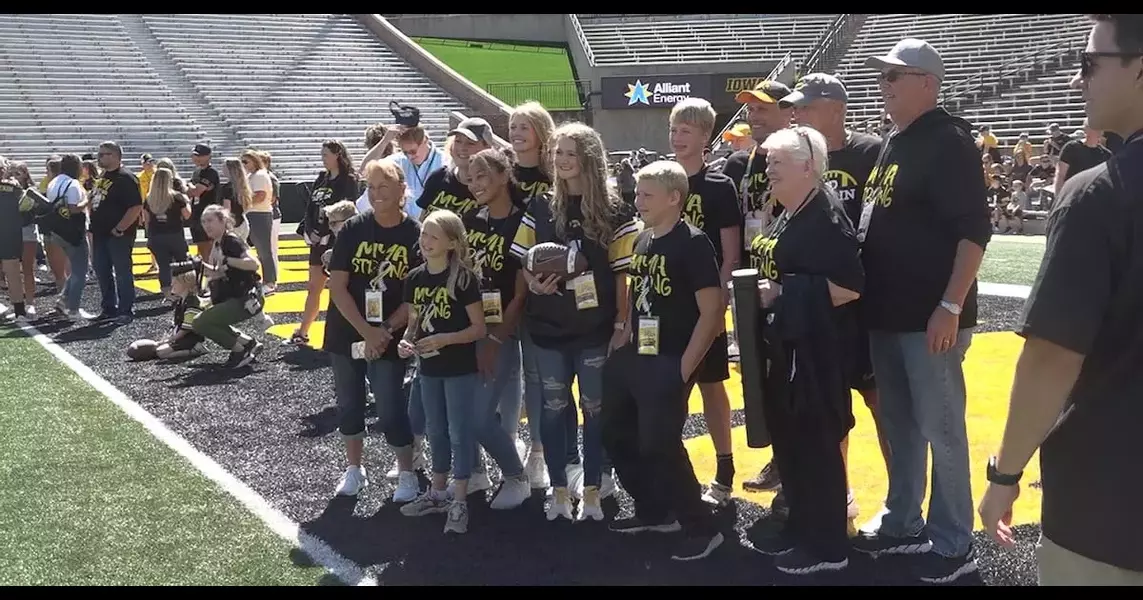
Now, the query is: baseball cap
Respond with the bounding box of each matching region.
[735,80,793,105]
[448,117,495,145]
[192,143,212,156]
[140,153,154,164]
[864,38,945,81]
[722,122,752,142]
[779,73,848,108]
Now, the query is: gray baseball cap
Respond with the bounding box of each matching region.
[864,38,945,81]
[779,73,848,108]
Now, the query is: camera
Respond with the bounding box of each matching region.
[390,101,420,128]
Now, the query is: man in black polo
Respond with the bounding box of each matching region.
[187,143,221,259]
[979,13,1143,585]
[89,141,144,323]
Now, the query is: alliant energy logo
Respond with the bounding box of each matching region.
[624,80,694,107]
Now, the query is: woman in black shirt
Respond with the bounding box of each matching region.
[288,140,359,348]
[143,167,191,296]
[193,205,265,368]
[745,126,864,575]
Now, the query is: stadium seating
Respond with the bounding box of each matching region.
[138,13,469,182]
[576,14,836,65]
[0,14,208,178]
[833,14,1091,148]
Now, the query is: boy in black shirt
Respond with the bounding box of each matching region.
[132,259,208,360]
[602,161,724,562]
[667,97,740,505]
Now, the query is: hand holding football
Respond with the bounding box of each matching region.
[127,339,159,361]
[524,242,588,279]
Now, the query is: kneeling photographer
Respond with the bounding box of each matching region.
[194,205,265,368]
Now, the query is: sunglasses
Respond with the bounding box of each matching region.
[879,69,928,83]
[1080,51,1143,78]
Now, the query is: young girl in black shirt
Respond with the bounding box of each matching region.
[143,167,191,296]
[194,205,265,368]
[397,209,486,534]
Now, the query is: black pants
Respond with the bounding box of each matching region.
[602,346,714,536]
[763,377,850,562]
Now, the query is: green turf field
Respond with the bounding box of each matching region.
[976,236,1045,287]
[412,37,580,110]
[0,331,327,586]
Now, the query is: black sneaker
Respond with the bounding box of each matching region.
[236,340,263,368]
[670,531,724,562]
[852,529,932,557]
[608,515,681,534]
[747,528,793,556]
[742,461,781,491]
[775,547,849,575]
[915,547,978,584]
[770,489,789,522]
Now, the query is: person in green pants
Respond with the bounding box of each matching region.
[195,204,265,368]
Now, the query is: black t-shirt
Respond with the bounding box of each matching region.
[464,204,525,309]
[415,167,477,219]
[510,193,641,351]
[1019,131,1143,572]
[189,165,220,217]
[826,131,882,227]
[748,189,863,293]
[89,167,143,237]
[1045,132,1072,157]
[986,185,1011,207]
[306,170,359,239]
[146,195,188,237]
[402,263,482,377]
[721,148,772,251]
[628,220,721,357]
[219,182,245,228]
[323,212,422,358]
[682,166,739,268]
[208,233,260,303]
[1059,141,1112,184]
[0,180,23,250]
[858,108,993,332]
[514,164,551,204]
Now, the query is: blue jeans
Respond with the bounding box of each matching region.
[471,339,525,478]
[56,237,88,312]
[420,373,479,481]
[91,233,135,317]
[520,327,579,455]
[330,354,413,448]
[407,362,426,437]
[867,328,974,557]
[533,341,608,489]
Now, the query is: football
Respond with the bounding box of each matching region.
[525,242,589,278]
[127,339,159,361]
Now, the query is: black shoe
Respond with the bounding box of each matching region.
[915,547,978,584]
[670,531,724,562]
[775,547,849,575]
[852,529,932,557]
[742,461,781,492]
[770,489,789,522]
[747,528,793,556]
[223,339,261,368]
[608,515,681,534]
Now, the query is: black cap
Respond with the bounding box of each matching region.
[192,143,212,157]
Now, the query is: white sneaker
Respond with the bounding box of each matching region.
[335,466,367,496]
[578,486,604,522]
[702,482,732,507]
[24,305,36,319]
[514,438,528,464]
[447,471,493,498]
[566,463,585,500]
[393,471,419,503]
[444,500,468,534]
[546,487,575,521]
[600,471,617,499]
[387,440,427,480]
[489,475,530,510]
[400,489,450,517]
[526,450,550,490]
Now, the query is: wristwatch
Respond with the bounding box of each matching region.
[986,456,1022,486]
[939,300,962,315]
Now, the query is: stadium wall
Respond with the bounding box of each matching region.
[383,14,567,44]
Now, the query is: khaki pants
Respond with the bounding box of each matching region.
[1038,535,1143,586]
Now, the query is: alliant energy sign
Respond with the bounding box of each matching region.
[600,74,712,110]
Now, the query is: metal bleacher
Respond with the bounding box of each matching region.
[0,14,209,178]
[0,13,472,182]
[137,13,469,182]
[576,14,836,65]
[834,14,1091,148]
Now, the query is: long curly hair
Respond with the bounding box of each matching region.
[549,123,620,247]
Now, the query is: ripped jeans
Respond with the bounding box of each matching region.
[532,341,608,489]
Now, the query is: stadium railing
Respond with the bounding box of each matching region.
[568,14,596,67]
[710,51,793,154]
[799,14,867,77]
[486,80,593,112]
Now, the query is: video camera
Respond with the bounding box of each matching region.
[390,101,421,128]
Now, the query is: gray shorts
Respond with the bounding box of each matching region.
[21,224,37,244]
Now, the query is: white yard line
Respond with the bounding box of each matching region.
[2,309,378,587]
[979,282,1032,299]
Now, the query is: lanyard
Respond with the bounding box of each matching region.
[765,188,816,243]
[411,150,439,190]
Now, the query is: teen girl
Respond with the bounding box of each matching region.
[398,209,486,534]
[195,205,265,368]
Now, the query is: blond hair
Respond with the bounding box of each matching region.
[147,167,178,215]
[550,122,620,246]
[224,158,253,210]
[669,97,717,134]
[635,160,689,202]
[511,101,556,180]
[322,199,358,224]
[421,210,477,301]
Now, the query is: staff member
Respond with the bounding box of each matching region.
[853,38,992,584]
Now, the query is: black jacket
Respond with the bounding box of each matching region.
[761,273,854,441]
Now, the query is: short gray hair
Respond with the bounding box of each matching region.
[760,126,829,181]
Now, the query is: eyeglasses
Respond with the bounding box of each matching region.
[1080,51,1143,78]
[878,69,928,83]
